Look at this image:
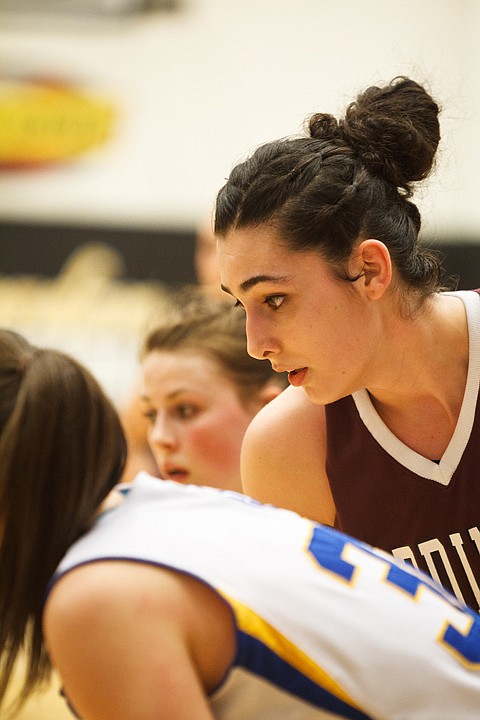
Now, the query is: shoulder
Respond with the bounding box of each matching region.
[245,384,325,437]
[44,560,233,650]
[43,562,188,656]
[241,386,326,475]
[241,386,335,524]
[44,562,235,718]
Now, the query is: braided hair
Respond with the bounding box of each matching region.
[215,76,444,299]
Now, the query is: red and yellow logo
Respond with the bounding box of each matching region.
[0,77,116,169]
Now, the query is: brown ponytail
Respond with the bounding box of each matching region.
[0,330,126,711]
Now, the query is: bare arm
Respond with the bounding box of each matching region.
[43,562,235,720]
[241,385,335,525]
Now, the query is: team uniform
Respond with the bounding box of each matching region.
[326,289,480,611]
[50,473,480,719]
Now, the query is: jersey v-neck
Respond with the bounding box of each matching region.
[352,291,480,486]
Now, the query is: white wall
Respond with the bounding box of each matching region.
[0,0,478,238]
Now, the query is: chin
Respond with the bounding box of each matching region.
[302,384,325,403]
[302,384,340,406]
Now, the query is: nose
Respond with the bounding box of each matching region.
[245,313,279,361]
[148,412,178,451]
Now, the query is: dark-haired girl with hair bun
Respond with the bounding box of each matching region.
[215,76,480,612]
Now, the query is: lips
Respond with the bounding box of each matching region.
[288,367,307,386]
[160,465,190,483]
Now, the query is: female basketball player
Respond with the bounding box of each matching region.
[1,328,480,719]
[139,292,286,492]
[214,76,480,611]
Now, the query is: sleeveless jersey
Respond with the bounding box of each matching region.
[326,289,480,611]
[50,473,480,720]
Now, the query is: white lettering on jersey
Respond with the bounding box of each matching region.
[391,526,480,610]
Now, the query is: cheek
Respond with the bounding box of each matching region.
[187,408,251,471]
[190,425,243,470]
[308,301,364,356]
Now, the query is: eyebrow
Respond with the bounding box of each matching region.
[140,390,188,403]
[221,274,292,296]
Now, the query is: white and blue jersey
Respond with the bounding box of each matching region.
[51,473,480,719]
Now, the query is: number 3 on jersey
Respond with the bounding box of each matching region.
[307,526,480,667]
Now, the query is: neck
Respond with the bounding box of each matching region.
[366,292,469,423]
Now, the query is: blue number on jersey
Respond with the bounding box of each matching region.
[308,525,480,666]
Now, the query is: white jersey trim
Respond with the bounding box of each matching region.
[352,290,480,485]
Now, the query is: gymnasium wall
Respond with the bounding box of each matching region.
[1,0,479,403]
[1,0,480,239]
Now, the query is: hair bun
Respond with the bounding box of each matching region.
[308,112,342,140]
[340,76,441,192]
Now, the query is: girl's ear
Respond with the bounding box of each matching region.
[352,239,392,299]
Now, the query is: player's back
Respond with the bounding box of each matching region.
[51,474,480,719]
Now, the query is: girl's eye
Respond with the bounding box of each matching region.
[265,295,285,310]
[176,404,199,420]
[142,408,157,424]
[233,299,245,310]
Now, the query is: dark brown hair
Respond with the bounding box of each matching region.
[0,329,126,712]
[215,76,444,301]
[142,290,287,404]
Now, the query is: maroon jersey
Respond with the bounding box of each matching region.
[326,290,480,611]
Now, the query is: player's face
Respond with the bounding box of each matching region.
[218,224,378,405]
[141,350,254,492]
